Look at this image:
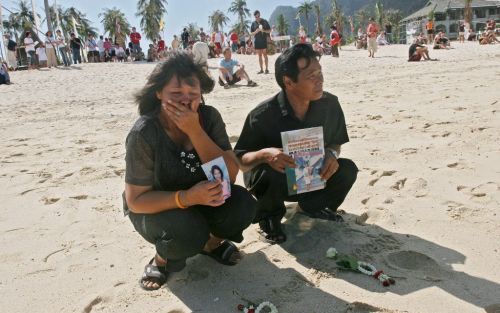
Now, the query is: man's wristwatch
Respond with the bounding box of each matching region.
[326,148,338,159]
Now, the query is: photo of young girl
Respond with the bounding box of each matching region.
[202,156,231,199]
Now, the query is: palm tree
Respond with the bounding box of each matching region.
[7,0,41,42]
[228,0,250,34]
[64,7,97,39]
[43,0,53,33]
[332,0,344,36]
[186,22,200,40]
[209,10,230,33]
[464,0,473,25]
[313,4,322,36]
[231,20,250,35]
[385,9,403,43]
[297,1,313,35]
[136,0,168,41]
[355,8,370,30]
[99,7,131,41]
[375,0,384,28]
[276,14,289,36]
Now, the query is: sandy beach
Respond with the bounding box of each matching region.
[1,42,499,313]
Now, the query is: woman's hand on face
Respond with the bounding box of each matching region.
[163,99,202,135]
[184,180,225,207]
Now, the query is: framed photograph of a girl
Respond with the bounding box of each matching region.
[123,52,256,291]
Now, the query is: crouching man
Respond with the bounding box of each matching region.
[234,44,358,244]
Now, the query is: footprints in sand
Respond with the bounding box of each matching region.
[454,182,499,204]
[41,196,60,205]
[366,169,429,198]
[444,201,478,220]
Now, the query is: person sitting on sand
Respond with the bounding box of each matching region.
[124,52,256,291]
[433,32,450,49]
[234,44,358,244]
[0,59,11,85]
[408,42,431,62]
[312,37,325,57]
[218,47,257,89]
[376,32,389,45]
[416,32,428,45]
[192,40,210,73]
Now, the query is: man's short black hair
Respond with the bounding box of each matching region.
[274,43,320,90]
[254,10,260,17]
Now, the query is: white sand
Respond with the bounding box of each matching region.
[0,42,499,313]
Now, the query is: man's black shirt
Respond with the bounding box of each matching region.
[235,91,349,157]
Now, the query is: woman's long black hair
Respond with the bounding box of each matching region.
[135,52,215,115]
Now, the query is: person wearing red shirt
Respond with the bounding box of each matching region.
[130,27,142,57]
[157,36,166,58]
[329,25,341,58]
[366,17,379,58]
[230,31,239,52]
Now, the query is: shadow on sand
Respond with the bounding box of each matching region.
[279,211,500,311]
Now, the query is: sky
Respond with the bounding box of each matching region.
[2,0,303,43]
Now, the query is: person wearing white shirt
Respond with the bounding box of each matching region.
[24,31,36,69]
[97,35,105,61]
[44,31,58,68]
[55,30,70,66]
[36,44,48,67]
[192,41,210,72]
[86,34,99,62]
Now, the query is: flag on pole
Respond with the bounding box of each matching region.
[116,17,121,35]
[159,18,165,32]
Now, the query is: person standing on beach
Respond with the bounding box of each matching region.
[97,36,105,61]
[250,10,271,74]
[171,35,180,51]
[55,30,70,67]
[235,44,358,244]
[69,33,83,64]
[385,22,392,44]
[36,43,48,68]
[367,17,378,58]
[130,27,142,57]
[24,31,36,69]
[181,28,190,49]
[86,34,99,63]
[426,19,434,45]
[44,31,58,68]
[4,34,17,70]
[330,25,341,57]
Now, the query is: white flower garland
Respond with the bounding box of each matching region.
[357,261,376,276]
[242,301,278,313]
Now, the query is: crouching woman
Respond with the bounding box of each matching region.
[123,52,256,290]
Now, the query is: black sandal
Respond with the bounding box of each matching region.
[258,216,287,244]
[139,258,168,291]
[201,240,240,266]
[299,207,344,222]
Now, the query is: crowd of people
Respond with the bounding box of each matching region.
[2,11,498,84]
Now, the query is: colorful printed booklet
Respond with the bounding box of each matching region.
[281,126,325,195]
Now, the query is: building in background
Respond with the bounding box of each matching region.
[401,0,500,42]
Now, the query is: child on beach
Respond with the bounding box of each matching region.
[36,44,48,68]
[218,47,257,89]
